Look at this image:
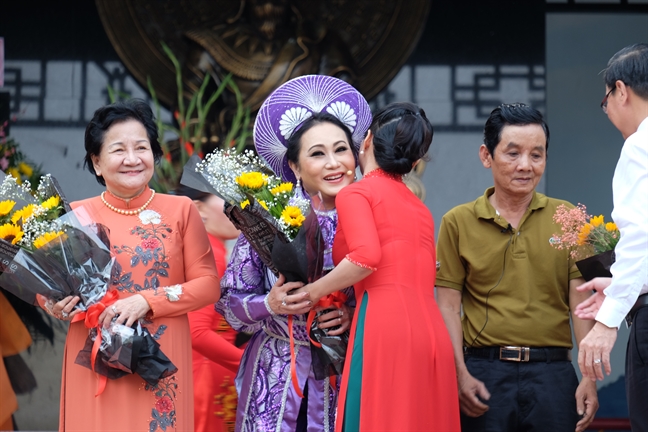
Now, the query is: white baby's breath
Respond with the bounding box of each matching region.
[196,149,281,204]
[0,175,36,204]
[195,150,311,239]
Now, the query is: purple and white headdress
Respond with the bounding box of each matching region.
[254,75,372,183]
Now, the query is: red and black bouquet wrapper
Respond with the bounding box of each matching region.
[74,322,177,386]
[576,250,615,281]
[271,210,349,381]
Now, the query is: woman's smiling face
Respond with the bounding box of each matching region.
[289,121,356,209]
[91,119,155,198]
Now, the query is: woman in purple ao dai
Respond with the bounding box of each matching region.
[216,75,372,432]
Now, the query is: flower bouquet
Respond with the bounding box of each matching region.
[187,150,315,275]
[0,174,176,393]
[0,174,111,308]
[550,204,620,280]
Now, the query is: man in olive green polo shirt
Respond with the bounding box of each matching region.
[436,103,599,432]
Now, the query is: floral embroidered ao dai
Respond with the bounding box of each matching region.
[59,189,220,432]
[218,209,353,432]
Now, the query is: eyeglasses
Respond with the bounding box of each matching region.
[601,88,615,114]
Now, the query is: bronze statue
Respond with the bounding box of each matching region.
[184,0,358,111]
[96,0,429,145]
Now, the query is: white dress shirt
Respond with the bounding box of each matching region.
[597,117,648,328]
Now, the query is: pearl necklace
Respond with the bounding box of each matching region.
[101,190,156,215]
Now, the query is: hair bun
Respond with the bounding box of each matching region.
[369,103,433,175]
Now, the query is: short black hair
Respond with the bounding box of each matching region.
[369,102,433,175]
[83,99,162,185]
[483,103,549,156]
[285,111,357,167]
[604,43,648,100]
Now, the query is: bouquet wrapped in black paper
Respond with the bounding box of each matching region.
[0,174,176,393]
[549,204,619,281]
[0,174,111,308]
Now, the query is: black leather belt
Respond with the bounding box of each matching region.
[626,293,648,327]
[464,346,571,362]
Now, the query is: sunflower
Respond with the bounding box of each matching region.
[33,231,66,249]
[605,222,618,232]
[281,206,306,228]
[41,195,61,211]
[0,223,24,245]
[0,200,16,217]
[270,182,293,196]
[11,204,37,224]
[240,198,268,211]
[590,215,604,227]
[577,223,593,245]
[235,172,267,190]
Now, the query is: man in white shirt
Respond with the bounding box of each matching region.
[575,42,648,431]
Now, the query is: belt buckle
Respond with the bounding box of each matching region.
[500,346,530,362]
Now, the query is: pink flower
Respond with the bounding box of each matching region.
[141,238,160,250]
[0,157,8,171]
[551,204,590,249]
[155,396,173,413]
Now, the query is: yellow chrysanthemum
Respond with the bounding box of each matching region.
[590,215,604,227]
[258,200,269,211]
[33,231,66,249]
[281,206,305,228]
[240,199,250,209]
[41,195,60,210]
[0,200,16,216]
[11,204,37,224]
[0,223,24,245]
[235,172,267,190]
[18,162,33,177]
[7,167,21,183]
[577,223,593,245]
[270,182,293,196]
[605,222,618,232]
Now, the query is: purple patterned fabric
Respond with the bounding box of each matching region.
[254,75,372,183]
[217,210,353,432]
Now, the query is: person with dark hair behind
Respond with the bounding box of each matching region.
[574,43,648,431]
[41,99,220,431]
[299,102,460,431]
[436,103,599,432]
[175,184,244,432]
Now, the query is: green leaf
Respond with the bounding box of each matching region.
[160,41,185,118]
[106,84,117,103]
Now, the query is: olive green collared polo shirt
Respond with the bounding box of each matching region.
[436,187,582,348]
